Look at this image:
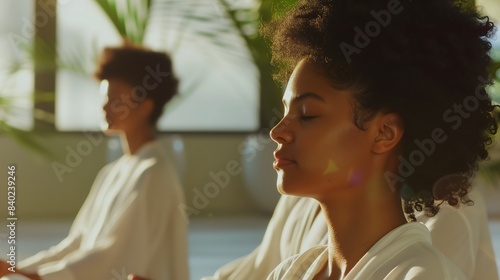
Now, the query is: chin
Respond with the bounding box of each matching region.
[277,174,320,198]
[276,173,296,195]
[101,126,120,136]
[276,183,287,195]
[277,180,304,196]
[101,121,120,135]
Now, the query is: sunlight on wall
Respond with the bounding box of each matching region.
[55,0,259,132]
[0,0,34,130]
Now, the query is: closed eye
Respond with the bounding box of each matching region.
[300,115,318,121]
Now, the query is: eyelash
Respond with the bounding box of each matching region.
[300,115,318,121]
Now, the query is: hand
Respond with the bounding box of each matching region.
[0,261,41,280]
[0,259,13,277]
[127,274,151,280]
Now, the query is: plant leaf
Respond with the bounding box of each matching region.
[94,0,152,43]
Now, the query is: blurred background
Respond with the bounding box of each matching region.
[0,0,499,279]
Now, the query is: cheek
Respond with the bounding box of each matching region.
[303,127,371,183]
[334,130,373,186]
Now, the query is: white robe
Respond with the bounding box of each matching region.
[14,140,189,280]
[267,222,466,280]
[204,190,498,280]
[202,196,328,280]
[416,189,499,279]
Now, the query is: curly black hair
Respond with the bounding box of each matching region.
[95,43,178,126]
[264,0,499,220]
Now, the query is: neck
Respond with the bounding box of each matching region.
[120,126,156,155]
[318,179,407,279]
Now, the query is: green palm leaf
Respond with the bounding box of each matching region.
[0,121,53,159]
[94,0,153,43]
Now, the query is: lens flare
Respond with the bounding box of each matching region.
[323,159,338,175]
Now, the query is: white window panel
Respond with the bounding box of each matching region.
[0,0,34,130]
[56,0,121,131]
[56,0,259,131]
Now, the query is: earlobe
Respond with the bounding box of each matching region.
[139,99,155,120]
[372,113,404,154]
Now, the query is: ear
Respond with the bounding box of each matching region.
[372,113,404,154]
[137,98,154,121]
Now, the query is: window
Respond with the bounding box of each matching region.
[55,0,259,132]
[0,0,35,130]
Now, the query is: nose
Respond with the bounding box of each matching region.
[102,98,110,113]
[270,116,293,144]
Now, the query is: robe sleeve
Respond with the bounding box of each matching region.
[16,234,82,275]
[265,256,294,280]
[424,190,499,280]
[17,165,113,273]
[202,195,301,280]
[30,163,185,280]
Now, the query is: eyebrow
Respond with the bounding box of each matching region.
[283,92,327,107]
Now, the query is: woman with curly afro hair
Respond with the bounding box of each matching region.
[266,0,498,279]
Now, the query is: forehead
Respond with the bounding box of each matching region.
[101,78,133,97]
[283,60,343,103]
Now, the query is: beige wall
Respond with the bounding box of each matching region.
[0,133,260,221]
[1,132,499,221]
[0,133,107,220]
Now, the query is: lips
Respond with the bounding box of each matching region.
[273,150,296,169]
